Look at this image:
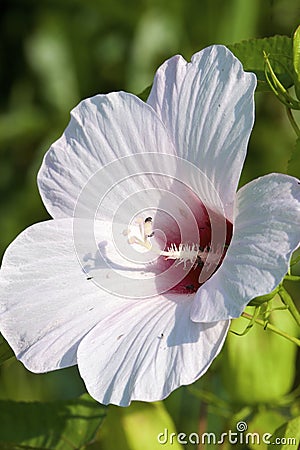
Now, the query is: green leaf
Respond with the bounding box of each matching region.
[269,416,300,449]
[287,138,300,177]
[98,402,183,450]
[290,249,300,267]
[293,25,300,100]
[222,296,298,404]
[0,334,14,365]
[0,394,106,450]
[228,35,293,91]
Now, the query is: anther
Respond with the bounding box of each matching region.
[144,217,154,238]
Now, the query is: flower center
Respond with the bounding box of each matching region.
[126,214,232,295]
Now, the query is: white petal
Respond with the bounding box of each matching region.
[191,174,300,322]
[37,92,177,219]
[0,218,134,371]
[71,153,211,240]
[38,85,212,234]
[148,45,256,219]
[77,294,229,406]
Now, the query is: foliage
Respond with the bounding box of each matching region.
[0,394,106,449]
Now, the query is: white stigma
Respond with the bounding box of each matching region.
[160,243,224,271]
[159,243,200,269]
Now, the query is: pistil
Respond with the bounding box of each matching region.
[126,217,215,271]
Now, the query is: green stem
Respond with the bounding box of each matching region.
[241,312,300,346]
[263,52,300,109]
[284,274,300,282]
[279,287,300,327]
[286,107,300,137]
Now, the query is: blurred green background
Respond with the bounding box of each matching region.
[1,0,300,448]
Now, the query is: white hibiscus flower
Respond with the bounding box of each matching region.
[0,45,299,406]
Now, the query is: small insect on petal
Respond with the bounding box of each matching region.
[185,284,196,292]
